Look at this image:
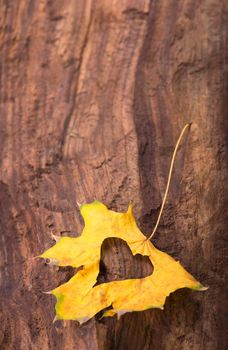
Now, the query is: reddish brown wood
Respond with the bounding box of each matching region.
[0,1,227,349]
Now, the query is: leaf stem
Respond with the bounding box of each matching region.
[147,123,191,241]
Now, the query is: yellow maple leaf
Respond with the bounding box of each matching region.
[39,124,207,323]
[40,200,205,323]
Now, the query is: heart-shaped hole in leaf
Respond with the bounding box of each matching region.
[96,238,153,285]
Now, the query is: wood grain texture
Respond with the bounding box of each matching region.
[0,0,227,349]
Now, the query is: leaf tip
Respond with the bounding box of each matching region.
[197,284,209,291]
[42,289,54,295]
[127,204,133,213]
[34,255,42,260]
[76,201,82,208]
[117,310,129,319]
[78,316,90,325]
[53,315,59,324]
[51,233,61,242]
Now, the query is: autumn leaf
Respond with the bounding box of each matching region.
[39,124,207,323]
[40,200,206,324]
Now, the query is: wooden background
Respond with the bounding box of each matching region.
[0,1,227,349]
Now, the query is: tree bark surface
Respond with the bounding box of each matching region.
[0,1,227,349]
